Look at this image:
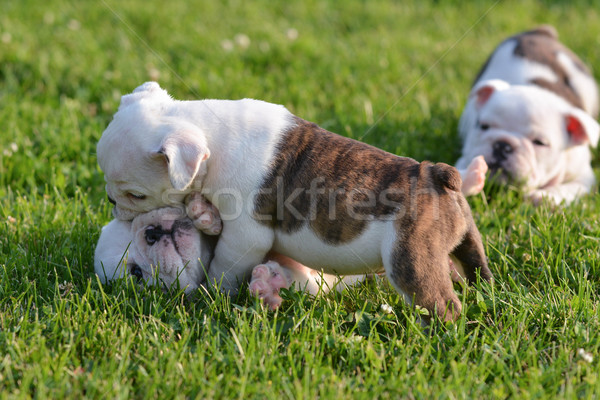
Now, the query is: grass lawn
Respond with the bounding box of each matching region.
[2,0,600,398]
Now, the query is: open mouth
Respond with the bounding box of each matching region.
[128,263,144,281]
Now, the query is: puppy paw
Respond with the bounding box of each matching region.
[529,190,562,207]
[461,156,488,196]
[248,261,291,310]
[185,192,222,235]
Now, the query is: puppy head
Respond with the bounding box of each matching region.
[94,207,213,293]
[97,82,210,221]
[118,81,172,110]
[460,79,599,190]
[94,219,139,282]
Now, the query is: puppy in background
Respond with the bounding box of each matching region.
[457,25,600,204]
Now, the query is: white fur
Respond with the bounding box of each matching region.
[94,219,134,282]
[98,84,374,295]
[95,212,363,302]
[457,36,600,205]
[271,221,389,275]
[556,51,599,117]
[94,208,212,293]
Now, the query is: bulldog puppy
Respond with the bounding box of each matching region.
[97,82,492,322]
[94,207,214,293]
[95,203,364,305]
[457,25,600,204]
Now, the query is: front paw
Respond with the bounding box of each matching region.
[529,190,561,206]
[248,261,291,310]
[186,192,222,235]
[461,156,488,196]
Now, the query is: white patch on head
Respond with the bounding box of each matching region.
[97,92,192,220]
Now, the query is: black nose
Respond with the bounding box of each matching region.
[130,264,143,280]
[145,225,167,246]
[492,141,513,161]
[107,195,116,205]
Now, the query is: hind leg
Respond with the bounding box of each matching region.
[450,220,492,283]
[383,238,461,323]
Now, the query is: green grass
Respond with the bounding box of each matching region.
[2,0,600,398]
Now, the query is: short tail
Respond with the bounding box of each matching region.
[430,163,462,192]
[531,25,558,39]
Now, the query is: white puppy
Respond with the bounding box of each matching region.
[97,82,491,322]
[95,203,364,306]
[457,25,600,204]
[94,207,213,293]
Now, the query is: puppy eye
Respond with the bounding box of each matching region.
[128,193,146,200]
[532,139,549,147]
[479,123,490,131]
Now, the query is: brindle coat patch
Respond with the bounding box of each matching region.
[255,117,439,244]
[474,26,594,115]
[253,117,491,322]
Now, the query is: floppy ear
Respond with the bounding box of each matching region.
[564,108,600,148]
[154,131,211,190]
[470,79,510,109]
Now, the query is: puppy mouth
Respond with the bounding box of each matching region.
[488,162,534,189]
[487,162,511,185]
[128,263,144,282]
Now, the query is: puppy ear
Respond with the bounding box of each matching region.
[470,79,510,108]
[564,109,600,148]
[155,131,211,190]
[119,82,172,110]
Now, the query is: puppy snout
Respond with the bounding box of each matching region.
[145,225,167,246]
[492,140,513,161]
[107,195,116,205]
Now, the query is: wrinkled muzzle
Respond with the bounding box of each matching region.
[131,208,206,292]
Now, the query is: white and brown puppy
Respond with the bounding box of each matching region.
[95,202,363,306]
[97,82,492,322]
[94,206,214,293]
[457,26,600,204]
